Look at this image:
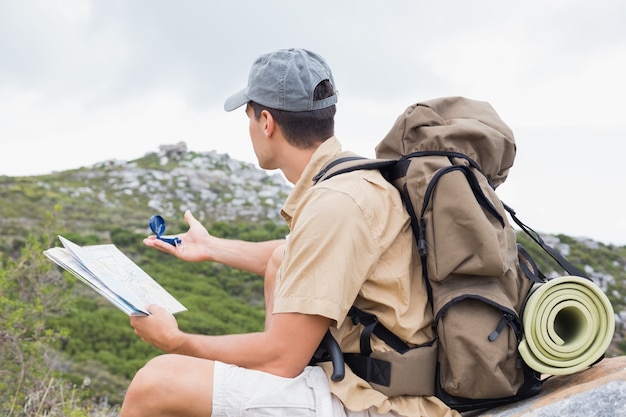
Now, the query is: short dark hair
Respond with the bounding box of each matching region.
[250,79,336,149]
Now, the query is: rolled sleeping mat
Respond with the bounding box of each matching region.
[519,275,615,376]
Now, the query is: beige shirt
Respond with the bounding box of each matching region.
[274,137,460,417]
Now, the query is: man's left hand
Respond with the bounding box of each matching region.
[130,304,183,352]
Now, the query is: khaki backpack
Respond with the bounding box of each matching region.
[313,97,589,411]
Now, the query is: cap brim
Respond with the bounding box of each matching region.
[224,89,249,112]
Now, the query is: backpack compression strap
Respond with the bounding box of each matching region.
[504,204,590,279]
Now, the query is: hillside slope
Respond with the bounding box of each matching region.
[0,143,626,394]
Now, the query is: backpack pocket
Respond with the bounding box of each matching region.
[420,168,513,283]
[435,296,524,399]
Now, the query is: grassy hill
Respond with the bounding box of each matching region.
[1,142,624,414]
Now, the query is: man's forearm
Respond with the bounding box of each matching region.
[169,331,298,375]
[140,311,330,379]
[209,238,286,276]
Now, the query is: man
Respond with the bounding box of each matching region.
[120,48,459,417]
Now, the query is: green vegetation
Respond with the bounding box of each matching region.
[0,205,287,415]
[1,148,624,415]
[0,208,109,416]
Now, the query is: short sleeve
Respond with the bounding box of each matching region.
[273,185,380,327]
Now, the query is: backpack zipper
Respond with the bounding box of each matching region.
[488,313,516,341]
[435,296,522,344]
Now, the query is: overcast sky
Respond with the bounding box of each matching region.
[1,1,625,246]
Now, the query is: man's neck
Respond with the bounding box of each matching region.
[280,146,319,185]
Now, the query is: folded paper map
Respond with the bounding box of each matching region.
[44,235,187,316]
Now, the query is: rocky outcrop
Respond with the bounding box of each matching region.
[464,356,626,417]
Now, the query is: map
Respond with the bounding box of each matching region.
[44,236,187,316]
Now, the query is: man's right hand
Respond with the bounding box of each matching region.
[144,209,287,276]
[143,210,213,262]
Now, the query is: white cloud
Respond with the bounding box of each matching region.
[0,87,256,176]
[0,0,624,245]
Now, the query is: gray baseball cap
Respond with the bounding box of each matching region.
[224,48,338,112]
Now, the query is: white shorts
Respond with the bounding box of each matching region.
[212,361,400,417]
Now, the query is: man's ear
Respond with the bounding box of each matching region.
[261,109,276,137]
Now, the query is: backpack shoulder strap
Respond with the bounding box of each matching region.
[313,156,398,184]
